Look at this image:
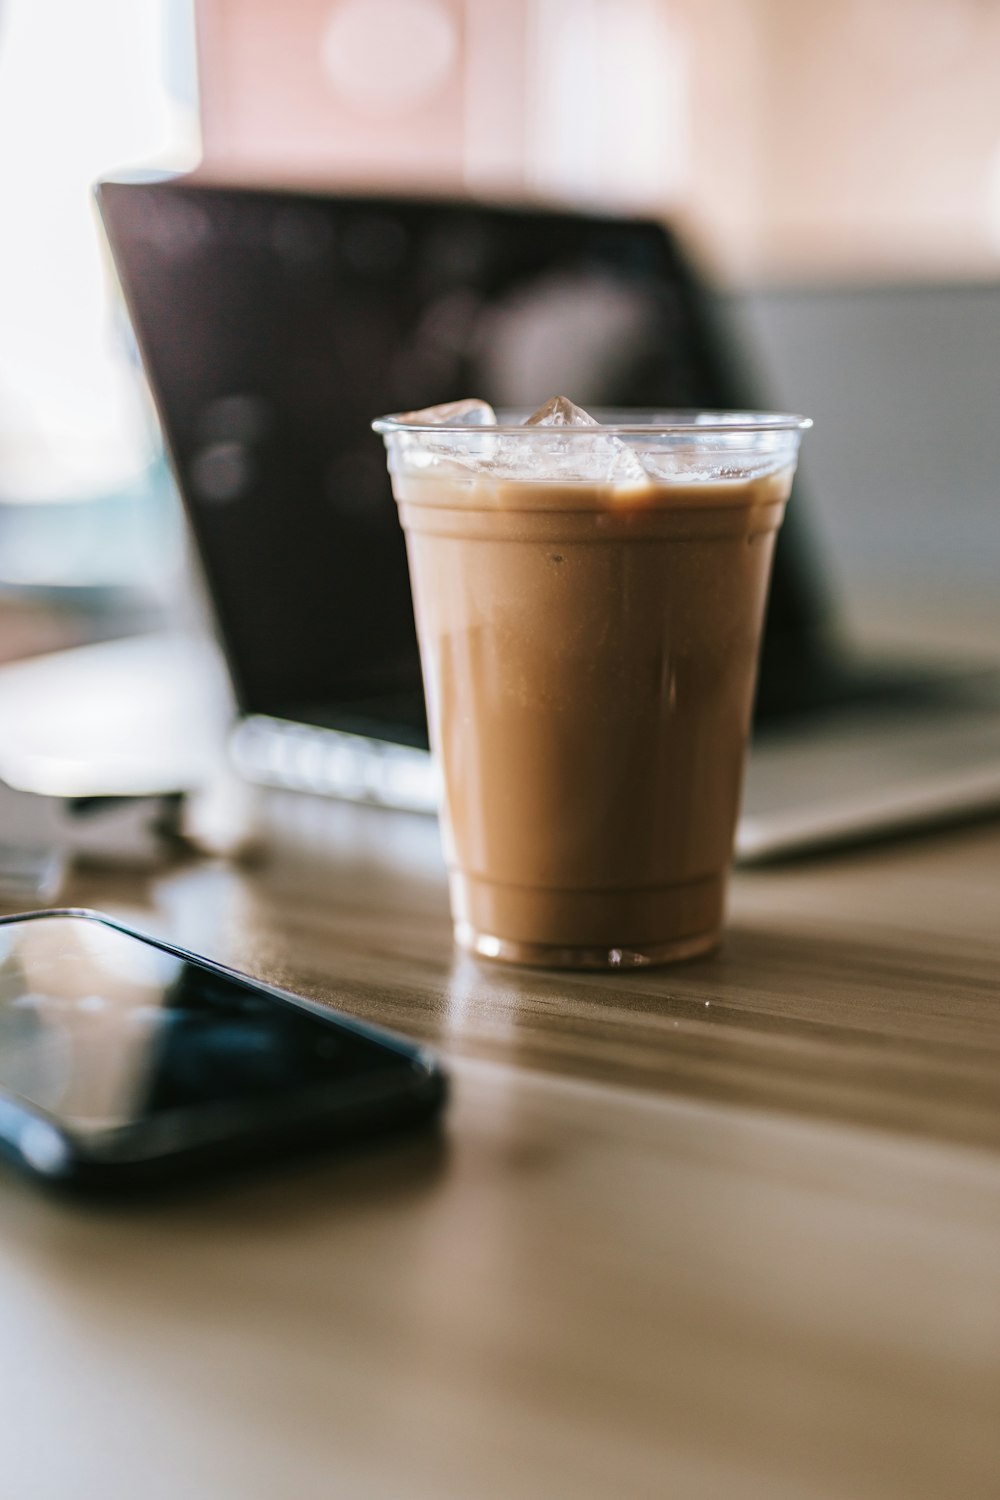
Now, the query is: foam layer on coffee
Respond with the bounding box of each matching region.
[394,469,793,522]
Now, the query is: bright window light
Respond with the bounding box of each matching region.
[0,0,199,504]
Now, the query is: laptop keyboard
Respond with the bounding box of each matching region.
[230,715,439,812]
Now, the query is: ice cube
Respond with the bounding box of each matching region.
[397,398,498,474]
[636,447,776,482]
[524,395,600,427]
[516,396,645,483]
[400,398,497,426]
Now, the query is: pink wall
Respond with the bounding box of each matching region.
[195,0,1000,282]
[196,0,474,190]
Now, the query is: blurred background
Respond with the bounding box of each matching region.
[1,0,998,666]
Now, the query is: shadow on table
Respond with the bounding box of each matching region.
[438,930,1000,1154]
[2,1117,449,1232]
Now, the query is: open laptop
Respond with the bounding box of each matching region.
[96,175,1000,861]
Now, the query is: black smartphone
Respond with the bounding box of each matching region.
[0,909,445,1192]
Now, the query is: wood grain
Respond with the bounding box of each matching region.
[61,794,1000,1150]
[1,791,999,1499]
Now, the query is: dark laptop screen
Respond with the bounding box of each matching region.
[98,179,828,744]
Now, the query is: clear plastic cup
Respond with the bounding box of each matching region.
[373,409,810,968]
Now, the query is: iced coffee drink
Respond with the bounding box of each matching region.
[374,400,809,968]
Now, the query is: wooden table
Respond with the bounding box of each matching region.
[2,793,998,1500]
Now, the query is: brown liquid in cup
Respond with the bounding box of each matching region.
[394,469,792,966]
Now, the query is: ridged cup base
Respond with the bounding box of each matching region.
[450,871,725,970]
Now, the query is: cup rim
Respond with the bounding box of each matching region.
[372,408,813,437]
